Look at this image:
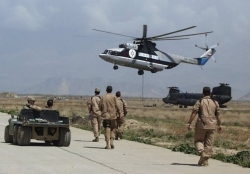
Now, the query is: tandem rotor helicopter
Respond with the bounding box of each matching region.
[93,25,219,75]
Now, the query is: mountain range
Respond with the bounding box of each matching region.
[9,77,248,100]
[18,77,164,98]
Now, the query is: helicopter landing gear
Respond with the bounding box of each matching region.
[150,68,157,73]
[113,65,118,70]
[138,70,144,75]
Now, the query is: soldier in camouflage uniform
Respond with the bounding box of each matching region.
[115,91,127,140]
[187,87,222,166]
[87,88,102,142]
[99,86,121,149]
[23,96,42,111]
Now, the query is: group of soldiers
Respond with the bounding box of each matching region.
[87,85,127,149]
[23,96,54,111]
[86,85,222,165]
[23,86,221,166]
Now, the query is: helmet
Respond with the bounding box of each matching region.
[47,99,54,107]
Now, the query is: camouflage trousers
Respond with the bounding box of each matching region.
[116,117,126,136]
[103,119,117,141]
[91,115,102,138]
[194,128,215,157]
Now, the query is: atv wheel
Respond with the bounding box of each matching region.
[4,125,13,143]
[12,125,19,145]
[53,128,71,147]
[17,126,31,146]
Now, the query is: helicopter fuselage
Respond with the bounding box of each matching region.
[100,49,177,71]
[99,41,215,75]
[99,43,183,75]
[162,84,232,108]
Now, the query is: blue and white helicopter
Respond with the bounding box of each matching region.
[94,25,218,75]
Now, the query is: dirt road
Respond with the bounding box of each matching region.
[0,112,249,174]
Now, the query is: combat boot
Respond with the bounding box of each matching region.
[110,138,115,149]
[92,137,99,142]
[203,159,209,166]
[198,152,208,166]
[119,132,123,140]
[105,140,110,149]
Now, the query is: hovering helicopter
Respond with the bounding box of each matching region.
[93,25,219,75]
[162,83,232,108]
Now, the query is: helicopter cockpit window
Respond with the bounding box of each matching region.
[103,50,119,55]
[118,50,130,58]
[103,50,108,54]
[110,51,119,56]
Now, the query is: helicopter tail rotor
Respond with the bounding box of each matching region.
[195,44,207,51]
[195,43,219,62]
[211,56,216,62]
[195,34,219,62]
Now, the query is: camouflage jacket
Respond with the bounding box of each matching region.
[116,97,127,117]
[87,95,101,117]
[99,93,121,120]
[192,96,220,129]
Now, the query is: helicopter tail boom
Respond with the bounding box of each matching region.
[179,48,216,66]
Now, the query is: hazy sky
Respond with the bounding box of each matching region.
[0,0,249,99]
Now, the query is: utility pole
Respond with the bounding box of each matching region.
[142,74,144,105]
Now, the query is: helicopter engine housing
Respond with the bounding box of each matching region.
[119,43,138,50]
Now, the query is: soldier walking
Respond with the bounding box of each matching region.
[99,86,121,149]
[115,91,127,140]
[87,88,102,142]
[187,87,222,166]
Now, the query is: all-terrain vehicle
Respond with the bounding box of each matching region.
[4,109,71,146]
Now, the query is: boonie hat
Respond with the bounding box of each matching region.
[95,88,100,92]
[27,96,36,101]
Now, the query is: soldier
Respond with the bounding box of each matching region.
[187,87,222,166]
[45,99,54,109]
[99,86,121,149]
[115,91,127,140]
[87,88,102,142]
[23,96,42,111]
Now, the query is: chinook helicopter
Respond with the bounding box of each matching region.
[93,25,219,75]
[162,83,232,108]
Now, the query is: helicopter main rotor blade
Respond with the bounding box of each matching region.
[147,26,196,39]
[154,37,190,41]
[92,29,136,39]
[154,31,213,39]
[142,25,147,39]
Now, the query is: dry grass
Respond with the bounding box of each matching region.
[1,96,250,153]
